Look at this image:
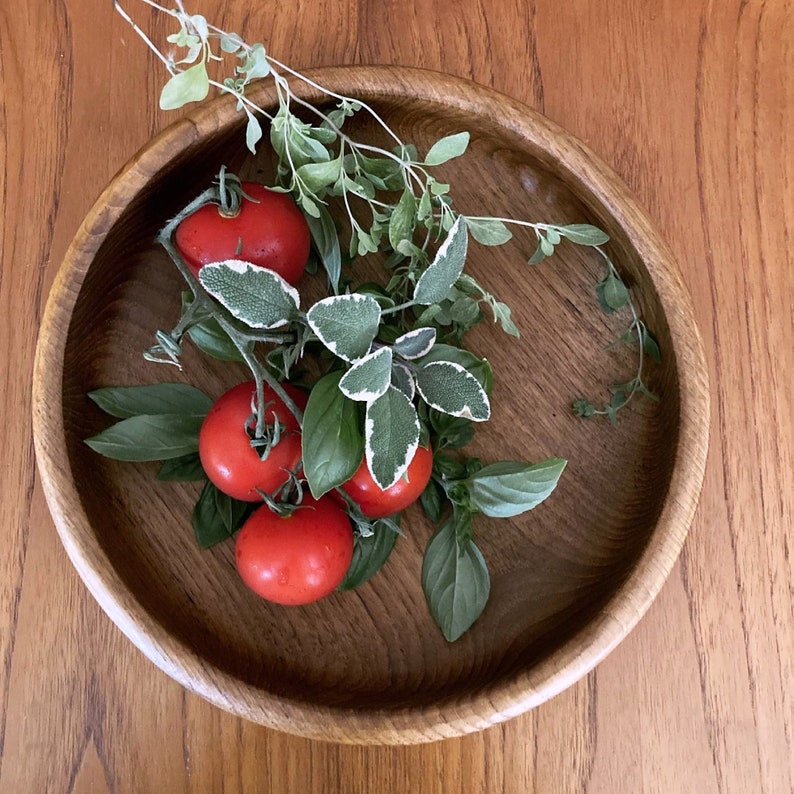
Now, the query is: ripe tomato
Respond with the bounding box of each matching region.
[199,381,308,502]
[342,445,433,518]
[235,495,354,605]
[174,182,311,284]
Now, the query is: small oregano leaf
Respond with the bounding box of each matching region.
[467,458,567,518]
[88,383,212,419]
[413,216,468,305]
[306,293,382,362]
[365,386,420,490]
[421,511,490,642]
[464,217,513,246]
[339,347,393,402]
[555,224,610,246]
[415,361,491,421]
[388,189,417,252]
[302,371,365,498]
[424,131,470,166]
[199,261,300,329]
[160,62,210,110]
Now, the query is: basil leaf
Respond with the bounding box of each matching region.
[338,516,399,590]
[199,260,300,329]
[305,204,342,292]
[419,477,445,523]
[421,511,490,642]
[157,453,206,482]
[85,414,204,461]
[214,487,251,534]
[413,217,468,305]
[88,383,212,419]
[192,481,240,549]
[467,458,567,518]
[187,316,245,362]
[302,371,365,498]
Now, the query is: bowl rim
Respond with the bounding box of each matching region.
[32,64,710,745]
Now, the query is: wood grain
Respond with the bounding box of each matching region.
[1,0,791,789]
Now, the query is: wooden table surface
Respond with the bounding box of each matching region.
[2,0,791,791]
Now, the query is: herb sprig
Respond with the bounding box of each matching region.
[89,1,663,640]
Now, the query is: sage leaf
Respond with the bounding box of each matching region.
[306,293,381,362]
[424,131,470,166]
[157,453,206,482]
[199,260,300,329]
[302,371,364,498]
[365,386,420,490]
[390,362,416,400]
[339,347,393,402]
[467,458,567,518]
[556,223,610,246]
[85,414,204,461]
[305,204,342,292]
[419,344,493,394]
[159,62,210,110]
[88,383,212,419]
[413,216,468,305]
[464,217,513,246]
[392,327,437,360]
[421,511,490,642]
[415,361,490,421]
[338,517,399,590]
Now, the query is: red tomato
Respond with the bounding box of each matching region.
[342,445,433,518]
[235,495,354,605]
[174,182,311,284]
[199,381,307,502]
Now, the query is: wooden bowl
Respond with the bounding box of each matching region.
[32,66,709,744]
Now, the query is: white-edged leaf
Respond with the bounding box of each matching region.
[413,216,468,305]
[467,458,567,518]
[199,261,299,329]
[159,62,210,110]
[393,327,437,360]
[390,362,416,401]
[364,386,420,490]
[306,293,381,361]
[464,217,513,246]
[415,360,490,421]
[424,131,470,166]
[339,347,393,402]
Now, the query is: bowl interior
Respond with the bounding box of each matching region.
[53,70,684,736]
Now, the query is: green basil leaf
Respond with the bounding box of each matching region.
[339,347,393,402]
[214,487,251,534]
[302,371,365,498]
[556,223,610,246]
[306,293,381,362]
[159,62,210,110]
[199,260,300,329]
[464,217,513,246]
[85,414,204,461]
[157,453,206,482]
[424,131,470,166]
[419,477,445,523]
[192,482,234,549]
[467,458,567,518]
[413,216,468,305]
[421,511,490,642]
[187,316,245,362]
[338,516,399,590]
[365,386,420,490]
[415,361,490,422]
[88,383,212,419]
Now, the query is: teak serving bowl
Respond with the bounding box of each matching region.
[33,66,709,744]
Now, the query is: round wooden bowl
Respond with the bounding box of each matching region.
[32,66,709,744]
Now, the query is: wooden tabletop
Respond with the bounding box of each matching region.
[2,0,791,791]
